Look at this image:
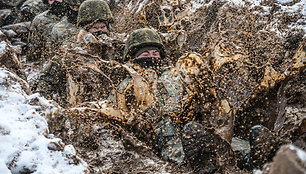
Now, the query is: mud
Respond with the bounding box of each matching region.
[0,0,305,173]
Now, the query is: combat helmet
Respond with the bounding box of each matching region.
[77,0,113,27]
[124,28,165,60]
[64,0,85,6]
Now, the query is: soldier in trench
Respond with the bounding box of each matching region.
[0,0,48,26]
[26,0,66,62]
[35,0,115,107]
[110,27,296,173]
[48,0,86,53]
[108,28,236,173]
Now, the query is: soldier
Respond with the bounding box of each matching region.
[108,28,235,173]
[35,0,114,106]
[49,0,85,52]
[76,0,113,38]
[0,0,48,25]
[108,28,186,164]
[17,0,49,22]
[26,0,66,61]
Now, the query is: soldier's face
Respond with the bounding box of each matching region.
[88,22,108,35]
[137,50,161,59]
[132,49,162,69]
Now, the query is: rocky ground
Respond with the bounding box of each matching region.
[0,0,305,173]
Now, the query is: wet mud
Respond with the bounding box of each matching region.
[0,0,305,173]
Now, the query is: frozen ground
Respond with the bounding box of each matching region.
[0,68,88,174]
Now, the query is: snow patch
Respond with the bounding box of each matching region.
[277,0,294,4]
[0,41,7,55]
[0,68,87,173]
[228,0,245,6]
[289,145,306,161]
[253,169,263,174]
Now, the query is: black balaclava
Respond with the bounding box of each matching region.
[50,1,66,16]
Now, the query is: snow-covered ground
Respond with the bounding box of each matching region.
[0,68,87,174]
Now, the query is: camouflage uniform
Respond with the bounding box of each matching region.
[49,16,81,52]
[48,0,88,52]
[110,67,186,163]
[27,10,63,61]
[36,0,114,106]
[36,52,112,107]
[109,28,186,164]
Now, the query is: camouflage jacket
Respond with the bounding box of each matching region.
[108,64,186,164]
[36,33,115,107]
[49,16,81,53]
[1,0,46,10]
[108,67,185,115]
[107,52,237,164]
[27,10,63,61]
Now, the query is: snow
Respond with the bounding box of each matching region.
[277,0,294,4]
[228,0,245,6]
[253,169,263,174]
[0,68,87,174]
[0,41,7,55]
[289,145,306,161]
[279,0,306,15]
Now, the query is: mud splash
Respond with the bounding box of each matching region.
[0,0,305,173]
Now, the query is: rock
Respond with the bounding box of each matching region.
[231,137,250,156]
[47,141,65,151]
[0,0,25,7]
[262,144,306,174]
[2,29,17,38]
[0,39,26,80]
[1,21,30,35]
[0,9,11,26]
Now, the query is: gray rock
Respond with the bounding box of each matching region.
[231,137,250,156]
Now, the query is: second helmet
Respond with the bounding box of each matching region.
[77,0,114,27]
[124,28,165,60]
